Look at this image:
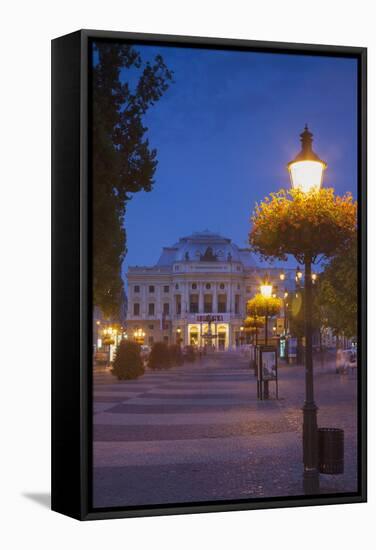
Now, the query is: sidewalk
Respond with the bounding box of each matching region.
[93,351,358,508]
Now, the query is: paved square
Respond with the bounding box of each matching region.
[93,351,357,508]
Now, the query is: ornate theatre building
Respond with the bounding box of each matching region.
[126,231,293,350]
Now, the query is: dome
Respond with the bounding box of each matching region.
[156,230,257,267]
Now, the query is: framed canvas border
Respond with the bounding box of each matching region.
[51,29,367,521]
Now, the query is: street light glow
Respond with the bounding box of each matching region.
[287,125,327,193]
[260,283,273,298]
[289,160,325,193]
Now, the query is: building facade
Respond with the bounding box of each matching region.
[126,231,294,350]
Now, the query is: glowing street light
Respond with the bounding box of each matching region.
[260,281,273,298]
[288,126,327,494]
[287,125,327,193]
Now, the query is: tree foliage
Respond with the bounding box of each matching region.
[247,294,282,318]
[243,315,264,331]
[92,42,173,317]
[249,188,357,264]
[111,340,144,380]
[148,342,172,370]
[316,238,357,338]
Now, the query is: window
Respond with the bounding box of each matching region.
[134,285,140,293]
[175,283,179,289]
[192,283,197,290]
[163,285,169,293]
[148,303,155,316]
[133,303,140,316]
[149,285,155,293]
[175,294,181,315]
[235,294,240,314]
[220,283,225,290]
[148,324,154,330]
[205,283,211,290]
[163,303,170,315]
[218,294,227,313]
[189,294,199,313]
[204,294,212,313]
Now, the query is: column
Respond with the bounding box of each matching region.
[213,283,218,313]
[199,283,204,313]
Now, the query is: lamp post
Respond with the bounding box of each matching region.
[287,125,326,494]
[279,276,290,363]
[176,327,182,346]
[260,280,273,399]
[260,281,273,345]
[240,325,245,346]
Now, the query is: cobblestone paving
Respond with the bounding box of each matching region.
[93,351,358,508]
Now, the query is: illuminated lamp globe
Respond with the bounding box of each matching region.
[260,282,273,298]
[287,125,327,193]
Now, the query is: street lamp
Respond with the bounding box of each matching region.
[287,125,327,494]
[296,266,303,284]
[260,282,273,299]
[240,325,245,346]
[287,125,327,193]
[260,280,273,345]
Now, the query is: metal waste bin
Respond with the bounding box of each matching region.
[318,428,344,474]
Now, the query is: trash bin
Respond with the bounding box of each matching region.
[318,428,344,475]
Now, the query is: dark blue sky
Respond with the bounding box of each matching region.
[120,45,358,271]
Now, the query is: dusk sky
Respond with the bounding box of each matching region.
[116,44,358,273]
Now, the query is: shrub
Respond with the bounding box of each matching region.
[148,341,171,370]
[184,345,196,363]
[111,340,144,380]
[169,344,184,367]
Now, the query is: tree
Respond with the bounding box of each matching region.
[250,188,357,264]
[316,237,357,339]
[111,340,144,380]
[247,294,282,318]
[243,315,264,344]
[92,43,173,317]
[247,294,282,346]
[148,342,171,370]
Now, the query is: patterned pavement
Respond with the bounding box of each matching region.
[93,351,358,508]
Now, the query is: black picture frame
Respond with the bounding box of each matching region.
[51,29,367,521]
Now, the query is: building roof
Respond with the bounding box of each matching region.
[155,230,258,267]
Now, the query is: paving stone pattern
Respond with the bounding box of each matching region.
[93,351,358,508]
